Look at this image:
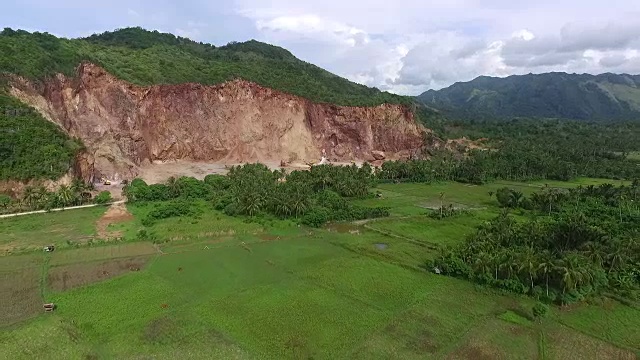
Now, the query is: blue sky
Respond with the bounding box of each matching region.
[2,0,640,94]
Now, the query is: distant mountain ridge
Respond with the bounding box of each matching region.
[417,72,640,121]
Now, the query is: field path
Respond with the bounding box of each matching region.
[0,201,125,219]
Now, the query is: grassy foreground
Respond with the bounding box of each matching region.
[0,180,638,359]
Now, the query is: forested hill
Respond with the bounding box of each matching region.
[417,72,640,121]
[0,27,408,107]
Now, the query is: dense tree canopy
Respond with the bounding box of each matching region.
[381,119,640,184]
[124,164,389,227]
[0,93,81,181]
[430,182,640,304]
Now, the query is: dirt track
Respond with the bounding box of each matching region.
[95,203,134,239]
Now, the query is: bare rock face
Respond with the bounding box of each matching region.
[371,150,386,160]
[10,63,429,180]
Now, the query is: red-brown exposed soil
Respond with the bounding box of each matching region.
[95,203,134,239]
[10,63,432,182]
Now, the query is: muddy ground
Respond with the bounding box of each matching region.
[47,256,151,292]
[0,268,43,326]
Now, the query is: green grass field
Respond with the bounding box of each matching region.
[0,180,638,359]
[0,206,106,254]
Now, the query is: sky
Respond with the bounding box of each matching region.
[3,0,640,95]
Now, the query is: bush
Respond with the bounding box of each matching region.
[0,194,11,208]
[141,200,200,225]
[495,187,517,208]
[123,179,150,202]
[428,204,468,219]
[136,229,157,243]
[94,191,112,204]
[147,184,171,201]
[301,207,331,227]
[204,174,230,191]
[175,176,211,199]
[532,302,549,320]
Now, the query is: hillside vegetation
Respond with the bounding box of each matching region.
[0,92,81,181]
[418,72,640,121]
[0,27,407,107]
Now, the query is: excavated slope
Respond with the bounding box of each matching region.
[10,63,428,181]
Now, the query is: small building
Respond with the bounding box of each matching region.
[43,303,56,312]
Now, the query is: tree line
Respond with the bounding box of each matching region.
[0,179,111,214]
[380,119,640,184]
[124,164,389,227]
[429,182,640,304]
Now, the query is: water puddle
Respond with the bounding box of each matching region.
[258,234,282,241]
[326,223,362,234]
[374,243,388,250]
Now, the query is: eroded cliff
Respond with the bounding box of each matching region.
[10,63,429,181]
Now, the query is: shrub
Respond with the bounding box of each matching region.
[204,174,230,191]
[0,194,11,208]
[94,191,112,204]
[123,179,150,202]
[147,184,171,201]
[175,176,211,199]
[428,204,468,219]
[141,200,200,225]
[301,207,331,227]
[495,187,513,208]
[532,302,549,320]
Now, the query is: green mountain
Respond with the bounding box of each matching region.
[417,72,640,121]
[0,27,407,107]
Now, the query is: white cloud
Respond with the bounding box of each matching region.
[234,0,640,95]
[254,14,368,47]
[127,8,139,18]
[174,21,209,40]
[5,0,640,95]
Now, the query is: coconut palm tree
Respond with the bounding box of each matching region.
[537,251,555,297]
[70,178,86,205]
[57,185,74,207]
[22,186,37,210]
[606,244,627,274]
[554,254,587,294]
[581,242,606,268]
[518,247,539,291]
[473,252,493,280]
[510,190,524,208]
[240,192,263,216]
[166,176,179,197]
[34,186,49,210]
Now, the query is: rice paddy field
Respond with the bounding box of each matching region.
[0,179,638,359]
